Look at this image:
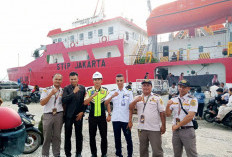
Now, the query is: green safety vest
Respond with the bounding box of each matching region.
[88,87,108,117]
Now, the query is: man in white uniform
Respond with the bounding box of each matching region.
[40,74,63,157]
[105,74,133,157]
[166,79,198,157]
[129,79,166,157]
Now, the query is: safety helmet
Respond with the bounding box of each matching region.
[92,71,103,79]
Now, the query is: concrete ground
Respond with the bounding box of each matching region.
[1,101,232,157]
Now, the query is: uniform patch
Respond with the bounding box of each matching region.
[43,89,47,93]
[190,100,197,106]
[101,90,105,94]
[183,103,189,106]
[91,90,95,95]
[159,99,164,105]
[150,97,157,102]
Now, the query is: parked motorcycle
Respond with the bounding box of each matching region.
[12,100,42,154]
[203,99,219,123]
[13,90,41,105]
[30,91,40,103]
[204,99,232,127]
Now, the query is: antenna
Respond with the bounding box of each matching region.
[93,0,105,17]
[93,0,100,16]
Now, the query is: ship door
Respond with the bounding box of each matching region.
[155,67,168,80]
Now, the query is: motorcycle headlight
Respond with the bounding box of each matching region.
[31,120,35,125]
[22,117,31,124]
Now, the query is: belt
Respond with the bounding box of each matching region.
[180,126,193,129]
[44,111,63,114]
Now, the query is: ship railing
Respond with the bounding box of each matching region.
[135,79,169,95]
[158,44,230,62]
[62,30,145,48]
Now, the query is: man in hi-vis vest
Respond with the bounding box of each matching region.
[84,72,111,157]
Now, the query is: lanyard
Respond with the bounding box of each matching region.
[142,95,150,113]
[178,98,182,116]
[54,89,60,107]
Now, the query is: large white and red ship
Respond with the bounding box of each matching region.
[7,0,232,88]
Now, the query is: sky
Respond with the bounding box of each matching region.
[0,0,175,81]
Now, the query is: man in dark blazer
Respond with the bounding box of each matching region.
[62,72,86,157]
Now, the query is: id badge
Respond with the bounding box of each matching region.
[140,114,145,124]
[121,99,125,106]
[176,118,180,125]
[52,108,57,115]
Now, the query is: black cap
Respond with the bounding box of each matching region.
[141,79,152,85]
[216,88,223,93]
[178,79,190,87]
[129,82,132,84]
[146,72,149,74]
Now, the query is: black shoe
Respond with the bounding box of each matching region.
[91,154,97,157]
[76,154,82,157]
[101,155,107,157]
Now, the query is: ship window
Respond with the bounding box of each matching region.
[88,31,93,39]
[68,50,89,61]
[53,39,57,43]
[125,31,129,40]
[46,54,64,64]
[218,41,221,46]
[79,33,84,40]
[107,52,111,58]
[199,46,204,53]
[98,29,103,37]
[93,45,120,59]
[133,32,138,41]
[70,35,75,42]
[58,38,62,43]
[108,26,114,35]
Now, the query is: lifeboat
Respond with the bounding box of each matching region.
[147,0,232,36]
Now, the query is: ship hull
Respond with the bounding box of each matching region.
[7,39,232,88]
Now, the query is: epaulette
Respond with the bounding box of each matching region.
[46,86,52,90]
[111,89,116,92]
[87,87,93,91]
[102,87,108,91]
[153,93,161,97]
[125,88,132,91]
[188,95,194,98]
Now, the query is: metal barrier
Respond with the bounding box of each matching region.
[135,79,169,95]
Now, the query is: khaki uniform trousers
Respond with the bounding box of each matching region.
[42,112,63,157]
[172,128,197,157]
[218,106,232,120]
[138,130,163,157]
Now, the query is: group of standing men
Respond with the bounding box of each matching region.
[40,71,198,157]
